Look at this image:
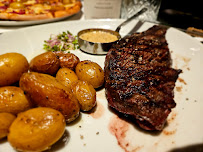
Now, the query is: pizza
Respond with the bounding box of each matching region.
[0,0,82,21]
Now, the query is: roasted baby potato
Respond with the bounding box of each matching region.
[19,72,80,123]
[8,107,66,152]
[54,51,80,70]
[56,68,78,88]
[71,80,96,111]
[0,52,29,87]
[75,60,104,88]
[29,51,60,75]
[0,113,16,139]
[0,86,32,115]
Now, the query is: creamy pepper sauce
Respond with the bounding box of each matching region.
[80,30,118,43]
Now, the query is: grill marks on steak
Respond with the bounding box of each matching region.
[104,25,182,130]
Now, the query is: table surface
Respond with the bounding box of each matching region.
[0,2,202,43]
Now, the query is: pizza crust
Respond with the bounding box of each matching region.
[7,13,54,21]
[54,1,81,18]
[0,13,9,20]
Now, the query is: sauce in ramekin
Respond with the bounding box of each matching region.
[79,30,118,43]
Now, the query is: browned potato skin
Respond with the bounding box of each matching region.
[0,113,16,139]
[0,53,29,87]
[8,107,66,152]
[56,68,78,89]
[71,80,96,111]
[54,51,80,70]
[75,60,104,88]
[29,52,60,75]
[19,72,80,123]
[0,86,32,115]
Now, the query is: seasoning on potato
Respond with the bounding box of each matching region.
[0,86,32,115]
[75,60,104,88]
[29,51,60,75]
[8,107,66,152]
[54,51,80,70]
[71,80,96,111]
[19,72,80,123]
[0,52,29,87]
[0,113,16,139]
[56,68,78,88]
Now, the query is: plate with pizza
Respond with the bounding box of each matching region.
[0,0,82,26]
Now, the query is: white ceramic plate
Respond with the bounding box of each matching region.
[0,20,202,152]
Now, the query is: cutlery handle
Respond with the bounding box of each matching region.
[115,7,147,33]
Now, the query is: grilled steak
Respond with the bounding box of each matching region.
[104,25,182,131]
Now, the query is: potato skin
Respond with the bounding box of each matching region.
[56,68,78,88]
[8,107,65,152]
[75,60,104,88]
[0,86,32,115]
[54,51,80,70]
[0,52,29,87]
[29,52,60,75]
[19,72,80,123]
[0,113,16,139]
[71,80,96,111]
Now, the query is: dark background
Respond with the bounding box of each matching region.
[157,0,203,29]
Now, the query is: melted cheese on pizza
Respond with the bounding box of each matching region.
[29,4,51,14]
[23,0,37,5]
[0,0,81,19]
[64,3,75,9]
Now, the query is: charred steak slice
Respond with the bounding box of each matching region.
[104,25,182,131]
